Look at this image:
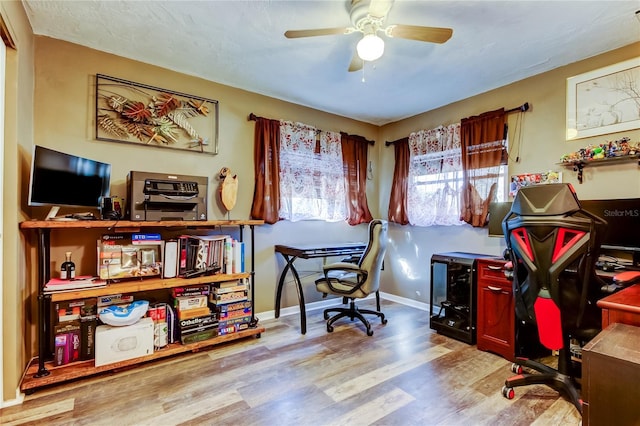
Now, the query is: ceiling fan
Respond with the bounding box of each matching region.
[284,0,453,72]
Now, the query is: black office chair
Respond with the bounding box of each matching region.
[315,219,388,336]
[500,183,607,414]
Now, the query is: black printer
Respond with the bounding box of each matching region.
[127,171,207,221]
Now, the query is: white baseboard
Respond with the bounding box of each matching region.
[378,292,430,312]
[0,388,25,408]
[256,292,430,320]
[257,296,347,321]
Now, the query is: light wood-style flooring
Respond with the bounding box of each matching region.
[1,300,581,425]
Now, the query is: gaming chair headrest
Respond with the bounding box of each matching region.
[511,183,580,217]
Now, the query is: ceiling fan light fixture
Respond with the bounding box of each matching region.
[356,33,385,61]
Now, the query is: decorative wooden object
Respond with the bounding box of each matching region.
[219,167,238,213]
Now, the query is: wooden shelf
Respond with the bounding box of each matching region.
[46,273,251,302]
[20,326,265,392]
[559,154,640,184]
[20,217,264,393]
[20,219,264,230]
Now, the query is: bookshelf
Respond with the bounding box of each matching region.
[19,219,264,393]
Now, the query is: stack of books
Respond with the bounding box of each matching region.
[210,280,252,336]
[172,285,218,344]
[44,276,107,293]
[164,235,245,279]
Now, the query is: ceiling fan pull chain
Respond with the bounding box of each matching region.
[361,61,366,83]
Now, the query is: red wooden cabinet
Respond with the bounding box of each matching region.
[476,258,515,361]
[597,284,640,328]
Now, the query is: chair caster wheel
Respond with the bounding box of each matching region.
[324,312,329,320]
[511,363,523,374]
[381,317,388,324]
[502,385,515,400]
[367,329,374,336]
[327,325,334,333]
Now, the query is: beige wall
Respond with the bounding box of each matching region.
[1,0,35,403]
[30,37,381,322]
[380,42,640,202]
[378,42,640,300]
[2,4,639,402]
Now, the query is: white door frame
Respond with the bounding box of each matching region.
[0,35,6,405]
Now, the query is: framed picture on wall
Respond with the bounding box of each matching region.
[566,57,640,140]
[95,74,219,154]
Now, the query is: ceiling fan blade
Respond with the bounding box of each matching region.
[367,0,394,18]
[348,49,363,72]
[386,24,453,44]
[284,27,351,38]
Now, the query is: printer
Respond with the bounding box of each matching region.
[127,171,208,221]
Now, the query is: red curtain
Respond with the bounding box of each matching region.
[460,108,507,227]
[250,117,281,224]
[340,133,373,225]
[387,137,410,225]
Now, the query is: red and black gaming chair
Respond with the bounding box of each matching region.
[500,183,607,414]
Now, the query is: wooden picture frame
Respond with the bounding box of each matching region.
[95,74,219,154]
[566,57,640,140]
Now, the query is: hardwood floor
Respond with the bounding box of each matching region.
[1,300,581,425]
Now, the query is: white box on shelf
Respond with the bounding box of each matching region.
[95,317,154,367]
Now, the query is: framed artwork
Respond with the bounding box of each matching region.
[566,57,640,140]
[95,74,219,154]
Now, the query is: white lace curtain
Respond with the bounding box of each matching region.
[278,121,346,222]
[407,123,464,226]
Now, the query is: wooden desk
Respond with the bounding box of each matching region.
[274,243,366,334]
[597,284,640,328]
[582,322,640,425]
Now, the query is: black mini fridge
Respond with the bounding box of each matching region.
[430,252,490,344]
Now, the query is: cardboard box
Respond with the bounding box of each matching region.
[53,322,81,365]
[49,298,97,357]
[98,234,163,281]
[80,316,98,360]
[174,295,208,310]
[95,317,154,367]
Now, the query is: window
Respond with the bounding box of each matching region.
[278,121,346,222]
[406,124,507,226]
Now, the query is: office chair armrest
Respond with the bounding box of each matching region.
[322,262,361,273]
[503,260,514,281]
[321,263,368,295]
[613,270,640,287]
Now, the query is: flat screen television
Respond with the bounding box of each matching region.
[28,146,111,216]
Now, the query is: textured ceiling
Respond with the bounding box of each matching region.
[22,0,640,125]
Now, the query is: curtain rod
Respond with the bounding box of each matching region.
[384,102,530,147]
[248,113,374,145]
[505,102,530,114]
[385,137,407,147]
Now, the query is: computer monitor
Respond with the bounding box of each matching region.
[28,145,111,216]
[579,199,640,252]
[487,201,513,238]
